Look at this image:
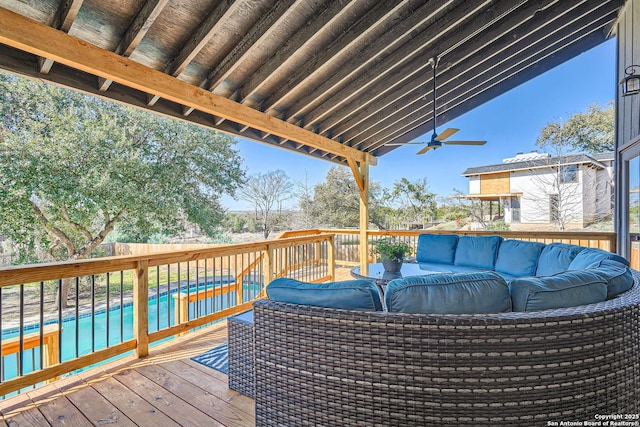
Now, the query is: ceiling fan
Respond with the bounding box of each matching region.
[390,57,487,155]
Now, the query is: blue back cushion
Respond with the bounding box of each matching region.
[586,260,634,298]
[535,243,585,276]
[509,270,608,312]
[567,248,630,270]
[266,278,383,311]
[454,235,503,269]
[385,271,511,314]
[416,234,459,264]
[494,240,545,278]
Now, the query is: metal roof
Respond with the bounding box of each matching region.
[0,1,624,166]
[461,151,614,176]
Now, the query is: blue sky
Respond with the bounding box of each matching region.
[225,39,617,210]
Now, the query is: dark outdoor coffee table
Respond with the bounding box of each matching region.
[350,262,450,296]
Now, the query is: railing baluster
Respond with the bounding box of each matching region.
[119,271,124,342]
[0,286,2,382]
[195,259,200,319]
[204,258,209,315]
[57,279,62,365]
[75,277,79,358]
[156,266,160,333]
[106,273,110,347]
[91,275,95,354]
[39,282,44,370]
[166,265,171,328]
[18,284,24,377]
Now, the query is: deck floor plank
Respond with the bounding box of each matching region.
[164,359,253,411]
[25,383,92,427]
[90,376,181,426]
[62,385,136,426]
[111,369,218,427]
[135,363,250,427]
[1,390,50,427]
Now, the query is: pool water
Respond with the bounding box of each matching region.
[0,281,260,395]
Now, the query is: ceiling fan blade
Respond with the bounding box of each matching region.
[416,145,436,155]
[442,140,487,145]
[434,128,459,141]
[387,141,428,146]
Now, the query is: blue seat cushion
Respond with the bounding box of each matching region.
[454,235,503,270]
[415,262,455,273]
[509,270,608,312]
[266,278,383,311]
[535,243,585,276]
[416,234,459,264]
[385,271,511,314]
[494,239,545,278]
[586,260,634,298]
[567,247,630,270]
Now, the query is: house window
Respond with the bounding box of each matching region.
[511,196,521,223]
[559,165,578,183]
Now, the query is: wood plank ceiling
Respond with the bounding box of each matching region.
[0,0,624,166]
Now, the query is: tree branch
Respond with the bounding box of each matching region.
[30,201,76,257]
[75,209,126,259]
[60,205,93,241]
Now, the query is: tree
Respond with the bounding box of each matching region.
[309,167,387,229]
[387,178,437,227]
[0,73,245,305]
[536,102,614,153]
[237,170,294,238]
[296,172,316,229]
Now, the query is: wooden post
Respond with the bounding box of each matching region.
[262,245,274,297]
[327,235,336,281]
[172,292,188,325]
[133,260,149,358]
[347,156,370,276]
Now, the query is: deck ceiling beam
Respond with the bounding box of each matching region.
[38,0,84,74]
[203,0,302,94]
[165,0,242,78]
[0,7,372,165]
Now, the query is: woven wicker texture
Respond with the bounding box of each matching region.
[254,271,640,426]
[228,315,255,398]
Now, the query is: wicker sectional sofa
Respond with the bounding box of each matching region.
[245,235,640,426]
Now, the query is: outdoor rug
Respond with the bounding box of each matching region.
[191,343,228,374]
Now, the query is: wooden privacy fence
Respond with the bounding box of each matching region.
[0,234,335,397]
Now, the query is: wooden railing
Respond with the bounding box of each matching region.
[0,234,335,397]
[279,229,619,266]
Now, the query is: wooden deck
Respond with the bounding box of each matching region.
[0,322,253,426]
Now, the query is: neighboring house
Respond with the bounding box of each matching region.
[460,151,614,228]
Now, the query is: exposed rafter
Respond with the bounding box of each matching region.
[99,0,169,92]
